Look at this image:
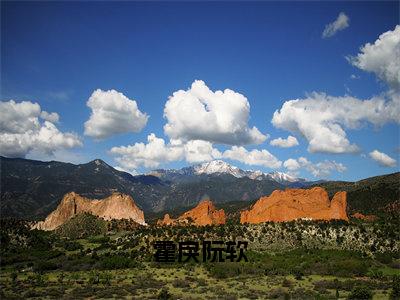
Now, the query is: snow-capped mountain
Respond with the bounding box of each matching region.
[193,160,246,178]
[266,171,302,183]
[150,160,305,185]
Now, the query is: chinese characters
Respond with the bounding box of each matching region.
[153,240,248,263]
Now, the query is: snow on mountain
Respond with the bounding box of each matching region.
[193,160,245,178]
[150,160,305,184]
[266,171,300,183]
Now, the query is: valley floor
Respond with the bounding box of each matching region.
[0,264,398,299]
[1,217,399,299]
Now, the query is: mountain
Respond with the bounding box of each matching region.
[0,156,166,219]
[0,156,284,219]
[1,156,398,221]
[150,160,305,184]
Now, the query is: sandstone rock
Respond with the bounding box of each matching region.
[157,199,226,226]
[156,213,174,226]
[352,212,377,221]
[34,192,146,230]
[240,187,348,224]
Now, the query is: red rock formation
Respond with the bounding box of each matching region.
[352,212,377,221]
[34,192,146,230]
[157,199,226,226]
[156,213,174,226]
[240,187,348,224]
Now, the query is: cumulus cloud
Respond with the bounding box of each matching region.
[184,139,222,163]
[270,135,299,148]
[272,92,399,154]
[110,133,282,171]
[0,100,41,134]
[348,25,400,89]
[369,149,397,167]
[283,157,346,178]
[322,12,349,38]
[163,80,267,145]
[84,89,148,139]
[0,100,82,158]
[110,134,184,170]
[223,146,282,169]
[40,111,60,123]
[109,133,225,172]
[283,158,300,171]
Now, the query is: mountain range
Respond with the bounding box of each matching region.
[1,156,399,220]
[148,160,305,184]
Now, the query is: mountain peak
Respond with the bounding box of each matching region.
[266,171,300,183]
[194,160,243,177]
[86,159,111,168]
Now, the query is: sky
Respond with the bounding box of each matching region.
[1,1,399,181]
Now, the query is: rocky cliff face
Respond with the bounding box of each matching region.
[34,192,146,230]
[240,187,348,224]
[157,199,226,226]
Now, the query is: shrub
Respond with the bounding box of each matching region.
[158,288,171,299]
[376,252,393,264]
[390,275,400,300]
[63,241,83,251]
[99,255,134,269]
[348,285,373,300]
[172,279,191,288]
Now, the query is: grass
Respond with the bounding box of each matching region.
[1,263,398,299]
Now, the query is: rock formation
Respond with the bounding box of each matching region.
[240,187,348,224]
[157,199,226,226]
[157,213,175,226]
[34,192,146,230]
[352,212,377,222]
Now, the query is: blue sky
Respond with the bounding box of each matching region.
[1,1,399,181]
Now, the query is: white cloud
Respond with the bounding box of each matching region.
[84,89,148,139]
[272,92,399,154]
[350,74,360,80]
[223,146,282,169]
[283,158,300,171]
[0,100,82,158]
[110,134,282,171]
[163,80,267,145]
[369,150,397,167]
[110,134,184,170]
[109,133,225,171]
[184,139,222,163]
[284,157,346,178]
[40,111,60,123]
[348,25,400,89]
[322,12,349,38]
[0,100,41,134]
[270,135,299,148]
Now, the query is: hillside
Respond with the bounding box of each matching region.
[0,156,166,219]
[312,172,400,215]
